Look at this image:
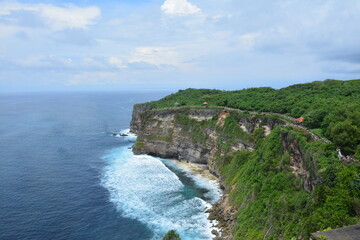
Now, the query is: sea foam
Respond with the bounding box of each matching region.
[101,133,220,240]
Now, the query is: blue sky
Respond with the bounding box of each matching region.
[1,0,360,92]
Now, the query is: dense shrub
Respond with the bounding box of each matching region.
[162,230,181,240]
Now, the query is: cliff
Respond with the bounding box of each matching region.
[130,104,359,239]
[131,106,283,177]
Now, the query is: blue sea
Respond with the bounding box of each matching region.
[0,92,221,240]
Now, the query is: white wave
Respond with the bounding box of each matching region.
[101,145,218,240]
[162,159,222,204]
[120,128,137,142]
[112,128,137,142]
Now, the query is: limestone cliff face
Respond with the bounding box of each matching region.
[280,131,322,192]
[130,105,325,239]
[130,105,322,191]
[130,106,284,177]
[131,107,223,166]
[130,104,155,133]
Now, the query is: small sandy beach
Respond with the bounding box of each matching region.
[168,159,219,182]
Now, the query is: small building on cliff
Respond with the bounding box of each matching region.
[294,116,304,125]
[311,224,360,240]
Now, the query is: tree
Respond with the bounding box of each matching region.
[162,230,181,240]
[327,120,360,153]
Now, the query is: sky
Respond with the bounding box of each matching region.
[1,0,360,92]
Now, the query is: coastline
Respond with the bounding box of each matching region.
[165,159,233,240]
[168,159,218,182]
[125,129,227,239]
[127,122,235,240]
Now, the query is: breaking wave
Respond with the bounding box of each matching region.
[101,131,221,240]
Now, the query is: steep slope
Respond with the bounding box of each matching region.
[141,79,360,155]
[130,80,360,239]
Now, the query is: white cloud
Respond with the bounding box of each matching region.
[3,0,360,91]
[129,47,181,67]
[109,57,128,69]
[81,57,107,69]
[39,4,100,30]
[18,55,74,69]
[238,33,260,50]
[8,55,115,71]
[161,0,201,16]
[67,71,119,85]
[0,2,100,30]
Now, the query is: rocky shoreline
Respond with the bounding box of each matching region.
[167,160,232,239]
[153,158,237,240]
[176,160,237,240]
[129,106,298,239]
[207,194,236,240]
[128,106,273,240]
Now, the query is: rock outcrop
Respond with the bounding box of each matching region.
[130,106,284,176]
[131,107,222,165]
[280,131,322,192]
[130,105,325,239]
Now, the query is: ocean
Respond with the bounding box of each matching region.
[0,92,221,240]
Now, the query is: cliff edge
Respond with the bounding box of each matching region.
[130,105,359,239]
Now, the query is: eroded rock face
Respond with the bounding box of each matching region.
[237,115,282,135]
[130,105,323,239]
[131,105,320,193]
[130,104,154,133]
[131,108,223,165]
[281,131,322,192]
[131,106,283,175]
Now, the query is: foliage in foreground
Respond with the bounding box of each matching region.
[162,230,181,240]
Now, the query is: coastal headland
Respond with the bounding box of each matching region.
[130,80,360,239]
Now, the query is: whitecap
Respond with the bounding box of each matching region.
[111,128,137,142]
[101,143,219,240]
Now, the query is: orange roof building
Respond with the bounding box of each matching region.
[202,102,208,105]
[294,116,304,124]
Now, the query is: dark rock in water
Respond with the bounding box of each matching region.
[128,147,132,149]
[208,212,218,221]
[211,229,219,236]
[112,133,128,137]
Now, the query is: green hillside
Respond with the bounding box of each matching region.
[135,79,360,239]
[143,79,360,155]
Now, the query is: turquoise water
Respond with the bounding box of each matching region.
[0,92,221,240]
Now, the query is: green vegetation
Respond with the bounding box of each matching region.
[135,79,360,239]
[317,236,328,240]
[173,113,218,144]
[134,141,144,149]
[162,230,181,240]
[172,111,254,145]
[159,108,359,238]
[219,127,359,239]
[154,108,359,238]
[143,79,360,154]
